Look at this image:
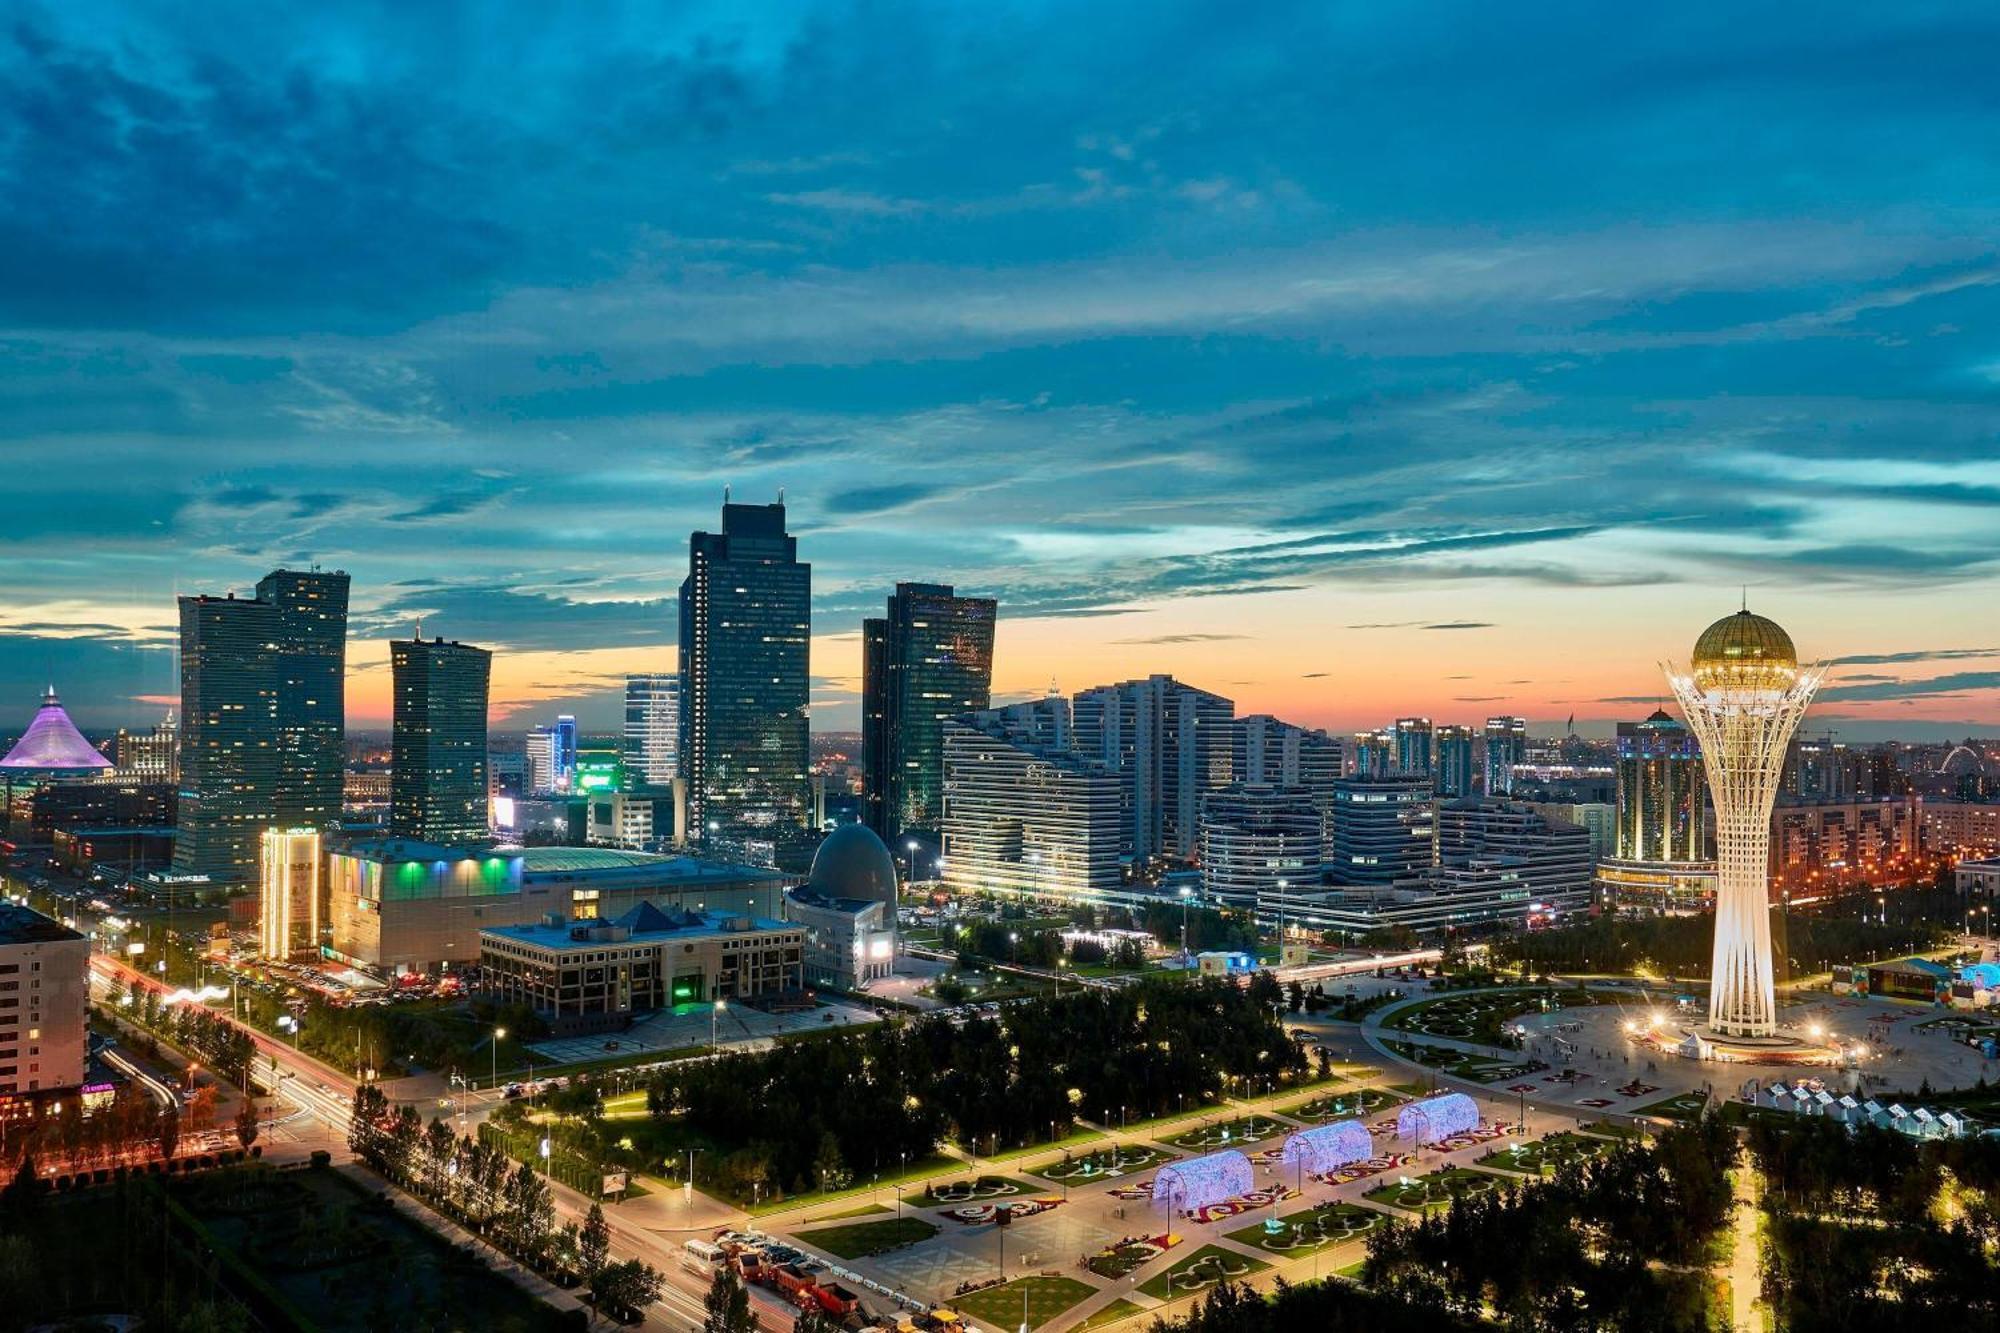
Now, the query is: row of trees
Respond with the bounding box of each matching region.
[104,985,257,1086]
[1360,1116,1736,1332]
[645,977,1308,1202]
[347,1085,663,1318]
[1146,1278,1482,1333]
[1487,910,1951,980]
[1747,1116,2000,1328]
[1,1085,257,1175]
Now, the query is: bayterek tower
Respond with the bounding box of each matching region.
[1665,608,1824,1042]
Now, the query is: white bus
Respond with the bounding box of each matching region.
[681,1239,726,1277]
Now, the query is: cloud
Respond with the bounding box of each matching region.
[1111,633,1250,645]
[1423,621,1494,631]
[1818,672,2000,703]
[821,484,943,515]
[1830,647,2000,665]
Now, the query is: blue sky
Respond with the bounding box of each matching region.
[3,3,1999,737]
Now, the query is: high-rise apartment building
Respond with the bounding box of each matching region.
[1434,725,1475,798]
[1328,773,1434,886]
[1392,717,1434,780]
[1199,784,1323,907]
[678,501,812,864]
[861,583,998,839]
[1232,714,1342,859]
[1073,675,1233,863]
[623,675,680,791]
[1483,716,1528,796]
[1424,798,1595,923]
[526,726,558,794]
[174,593,280,880]
[389,638,491,846]
[1614,710,1706,863]
[254,568,350,831]
[553,715,578,791]
[940,704,1123,898]
[1347,728,1393,777]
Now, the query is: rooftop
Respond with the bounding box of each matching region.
[482,901,792,951]
[0,901,87,946]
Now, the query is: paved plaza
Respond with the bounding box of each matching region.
[525,997,883,1064]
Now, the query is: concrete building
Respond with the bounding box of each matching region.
[940,704,1123,899]
[1328,774,1433,887]
[1392,717,1433,780]
[1523,801,1615,864]
[389,638,491,846]
[480,902,804,1035]
[1198,785,1322,908]
[785,823,899,992]
[255,568,351,835]
[861,583,997,840]
[1924,801,2000,861]
[1769,794,1923,899]
[1434,725,1475,798]
[1956,857,2000,900]
[679,500,813,867]
[1601,708,1716,915]
[325,840,791,975]
[1073,675,1234,864]
[1483,716,1528,796]
[587,791,656,850]
[112,716,178,785]
[0,902,89,1103]
[1232,715,1341,858]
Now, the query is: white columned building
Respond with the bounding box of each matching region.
[1665,609,1824,1039]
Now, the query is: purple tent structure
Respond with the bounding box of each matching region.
[1278,1120,1373,1176]
[1152,1150,1253,1214]
[0,688,112,774]
[1397,1092,1478,1145]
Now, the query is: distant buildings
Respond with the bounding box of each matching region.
[1598,708,1715,914]
[940,701,1123,899]
[1073,675,1234,863]
[1434,725,1475,798]
[113,716,178,785]
[0,902,89,1101]
[679,501,813,866]
[861,583,997,841]
[1199,784,1323,906]
[1769,795,1922,898]
[1483,716,1528,796]
[1231,714,1343,858]
[389,638,492,846]
[623,674,681,790]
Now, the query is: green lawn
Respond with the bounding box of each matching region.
[952,1275,1097,1331]
[1026,1143,1174,1185]
[1578,1119,1645,1141]
[1280,1087,1406,1122]
[1073,1298,1146,1331]
[1382,1039,1540,1084]
[1362,1167,1504,1212]
[975,1124,1106,1161]
[794,1215,940,1258]
[1166,1114,1291,1150]
[1477,1131,1610,1175]
[919,1175,1036,1207]
[1136,1245,1271,1301]
[803,1201,889,1221]
[1224,1202,1382,1255]
[750,1153,960,1216]
[1636,1091,1711,1121]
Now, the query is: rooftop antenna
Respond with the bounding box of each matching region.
[724,483,731,504]
[778,485,786,504]
[1741,585,1748,612]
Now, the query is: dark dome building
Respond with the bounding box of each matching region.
[806,822,900,907]
[789,823,900,992]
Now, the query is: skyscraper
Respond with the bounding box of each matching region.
[623,674,680,790]
[1233,714,1342,860]
[940,704,1122,898]
[390,638,492,846]
[1073,675,1234,863]
[1393,717,1434,779]
[1434,725,1475,798]
[553,714,578,791]
[254,568,350,831]
[1614,710,1706,863]
[1328,773,1434,887]
[174,594,280,880]
[1666,609,1823,1040]
[861,582,998,839]
[679,500,812,864]
[526,725,558,794]
[1483,716,1528,795]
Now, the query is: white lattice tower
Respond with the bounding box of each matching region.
[1664,661,1822,1038]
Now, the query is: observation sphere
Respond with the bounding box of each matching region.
[1690,609,1797,691]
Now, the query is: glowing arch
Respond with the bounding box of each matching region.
[1397,1092,1478,1145]
[1152,1150,1253,1213]
[1278,1120,1372,1176]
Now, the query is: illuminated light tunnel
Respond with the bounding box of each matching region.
[1397,1092,1478,1145]
[1152,1150,1253,1213]
[1278,1120,1373,1175]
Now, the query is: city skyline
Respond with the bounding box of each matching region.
[5,9,2000,740]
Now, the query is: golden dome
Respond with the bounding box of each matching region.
[1690,609,1797,689]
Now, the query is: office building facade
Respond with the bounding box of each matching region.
[1199,784,1323,907]
[174,593,281,881]
[258,827,322,959]
[1434,725,1475,798]
[861,582,998,840]
[1483,716,1528,796]
[1073,675,1234,863]
[1328,773,1434,886]
[623,674,680,790]
[389,638,492,846]
[679,501,813,865]
[0,903,89,1101]
[254,568,350,832]
[940,705,1123,898]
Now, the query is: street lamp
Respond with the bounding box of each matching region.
[492,1026,507,1090]
[711,998,726,1048]
[1179,885,1193,957]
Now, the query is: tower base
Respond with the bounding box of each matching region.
[1651,1025,1844,1067]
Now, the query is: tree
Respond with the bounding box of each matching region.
[589,1258,664,1322]
[155,1108,182,1162]
[791,1310,835,1333]
[0,1155,46,1220]
[813,1130,848,1192]
[234,1097,260,1150]
[700,1266,758,1333]
[579,1202,612,1281]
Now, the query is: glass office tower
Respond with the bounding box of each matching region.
[861,582,997,839]
[389,638,492,846]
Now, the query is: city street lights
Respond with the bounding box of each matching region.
[711,998,726,1048]
[492,1026,507,1090]
[1179,885,1193,957]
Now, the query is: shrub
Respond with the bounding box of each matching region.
[309,1150,331,1169]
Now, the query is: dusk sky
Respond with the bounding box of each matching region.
[4,4,1999,740]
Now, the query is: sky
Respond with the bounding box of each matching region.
[3,2,2000,741]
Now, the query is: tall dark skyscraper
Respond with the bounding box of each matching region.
[174,594,280,880]
[678,501,812,865]
[389,638,491,846]
[861,582,997,839]
[255,568,350,830]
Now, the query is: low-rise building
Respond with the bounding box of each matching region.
[479,903,804,1035]
[784,823,899,992]
[325,839,792,975]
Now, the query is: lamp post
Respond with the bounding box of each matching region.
[492,1026,506,1090]
[711,998,726,1049]
[1179,886,1193,957]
